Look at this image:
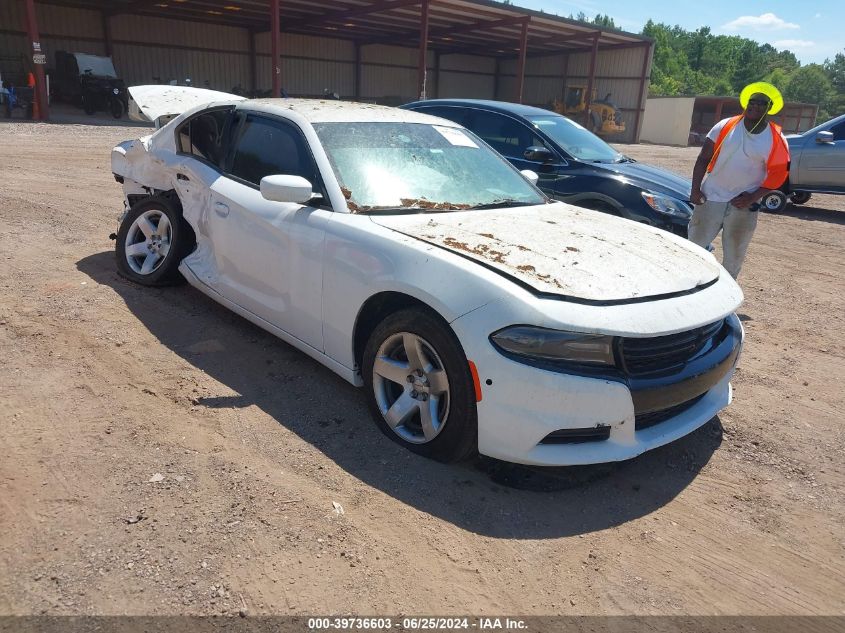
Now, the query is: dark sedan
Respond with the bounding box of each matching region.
[401,99,693,237]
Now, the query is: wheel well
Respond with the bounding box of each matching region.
[130,189,196,250]
[580,199,620,216]
[128,188,182,211]
[353,292,442,370]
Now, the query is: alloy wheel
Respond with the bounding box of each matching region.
[124,209,172,275]
[371,332,451,444]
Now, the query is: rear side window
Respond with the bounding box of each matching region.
[175,108,231,166]
[412,106,470,127]
[228,114,317,186]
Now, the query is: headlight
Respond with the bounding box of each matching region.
[641,192,692,218]
[490,326,615,366]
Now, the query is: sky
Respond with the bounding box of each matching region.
[512,0,844,65]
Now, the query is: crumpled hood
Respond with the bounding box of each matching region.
[371,202,720,302]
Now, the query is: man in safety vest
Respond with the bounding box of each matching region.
[689,82,790,279]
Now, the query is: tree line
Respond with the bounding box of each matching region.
[568,12,844,123]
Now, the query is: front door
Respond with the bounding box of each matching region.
[208,111,330,351]
[464,109,571,196]
[795,119,845,191]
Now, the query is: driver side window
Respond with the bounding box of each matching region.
[227,114,319,188]
[467,111,545,158]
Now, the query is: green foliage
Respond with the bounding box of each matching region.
[640,22,843,123]
[567,12,616,29]
[592,14,616,29]
[786,64,835,121]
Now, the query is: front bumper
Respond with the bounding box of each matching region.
[452,312,742,466]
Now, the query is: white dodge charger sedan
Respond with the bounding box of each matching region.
[111,87,743,466]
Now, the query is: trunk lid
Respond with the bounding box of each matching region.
[127,85,244,127]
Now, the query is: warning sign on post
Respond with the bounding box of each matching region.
[33,54,47,65]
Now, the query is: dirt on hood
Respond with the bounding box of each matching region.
[371,203,721,302]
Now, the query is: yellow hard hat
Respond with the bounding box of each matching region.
[740,82,784,115]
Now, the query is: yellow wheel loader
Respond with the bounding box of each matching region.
[552,85,626,137]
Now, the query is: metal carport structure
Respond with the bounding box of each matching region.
[2,0,652,140]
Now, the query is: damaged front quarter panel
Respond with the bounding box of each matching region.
[111,136,175,194]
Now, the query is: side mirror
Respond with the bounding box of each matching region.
[816,131,834,144]
[260,175,313,204]
[520,169,540,186]
[523,145,554,162]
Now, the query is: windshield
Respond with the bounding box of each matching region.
[526,114,622,163]
[313,122,546,212]
[74,53,117,78]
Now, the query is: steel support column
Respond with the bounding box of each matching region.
[514,18,528,103]
[631,42,652,143]
[249,30,257,94]
[584,33,599,127]
[354,42,361,100]
[417,0,430,99]
[23,0,48,120]
[433,50,440,99]
[102,11,113,57]
[714,99,724,123]
[270,0,281,97]
[560,52,569,100]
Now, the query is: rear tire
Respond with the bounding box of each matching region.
[116,195,194,286]
[362,308,478,463]
[791,191,811,205]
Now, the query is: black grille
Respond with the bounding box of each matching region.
[635,394,706,431]
[620,319,725,376]
[540,426,611,444]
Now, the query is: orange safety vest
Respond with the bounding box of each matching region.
[706,115,790,190]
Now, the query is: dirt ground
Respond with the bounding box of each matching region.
[0,119,843,619]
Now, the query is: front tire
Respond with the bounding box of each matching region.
[82,93,96,115]
[115,196,193,286]
[589,110,602,134]
[110,97,125,119]
[760,190,787,213]
[362,308,478,462]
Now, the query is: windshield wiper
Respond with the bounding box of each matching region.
[355,206,431,214]
[469,200,537,210]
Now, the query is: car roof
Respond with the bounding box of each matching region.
[403,99,558,118]
[244,98,460,125]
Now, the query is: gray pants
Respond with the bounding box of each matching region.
[688,201,759,279]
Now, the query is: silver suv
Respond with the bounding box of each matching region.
[763,113,845,212]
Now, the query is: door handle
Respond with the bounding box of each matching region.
[177,173,190,181]
[214,202,230,217]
